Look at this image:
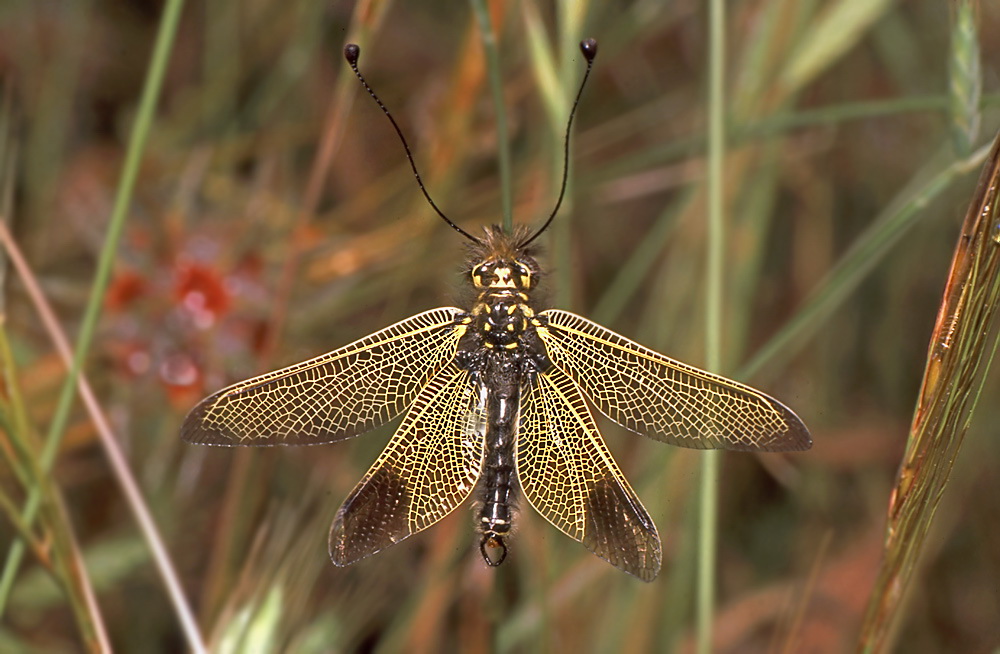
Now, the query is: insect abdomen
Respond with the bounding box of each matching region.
[478,382,519,566]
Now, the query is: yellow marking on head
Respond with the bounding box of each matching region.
[490,267,515,288]
[504,342,518,349]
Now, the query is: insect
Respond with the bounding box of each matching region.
[181,38,811,582]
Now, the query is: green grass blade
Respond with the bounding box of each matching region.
[780,0,894,96]
[948,0,980,157]
[0,0,196,649]
[698,0,726,650]
[739,141,991,381]
[470,0,513,232]
[859,126,1000,653]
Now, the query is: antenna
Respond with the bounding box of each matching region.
[344,44,480,244]
[520,38,599,248]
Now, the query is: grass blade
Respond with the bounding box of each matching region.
[780,0,894,97]
[0,218,205,652]
[470,0,513,232]
[0,0,202,650]
[739,141,991,381]
[948,0,980,157]
[698,0,726,651]
[857,128,1000,652]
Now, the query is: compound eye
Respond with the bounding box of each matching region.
[514,262,532,288]
[472,263,490,287]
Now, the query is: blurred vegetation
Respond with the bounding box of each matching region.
[1,0,999,652]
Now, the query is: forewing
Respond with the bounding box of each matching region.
[330,364,484,565]
[537,310,811,452]
[518,366,661,582]
[181,308,464,446]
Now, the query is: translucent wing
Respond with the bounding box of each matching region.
[330,364,483,565]
[181,308,464,446]
[537,310,811,452]
[518,366,661,582]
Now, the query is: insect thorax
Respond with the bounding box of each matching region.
[472,290,535,347]
[454,235,551,377]
[462,226,544,352]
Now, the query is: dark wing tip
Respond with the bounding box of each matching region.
[329,466,412,566]
[768,401,812,452]
[179,388,321,447]
[179,396,232,446]
[328,515,354,567]
[583,476,662,582]
[722,400,812,453]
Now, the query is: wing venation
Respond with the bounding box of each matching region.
[537,310,811,452]
[517,366,661,582]
[330,365,484,565]
[181,307,464,446]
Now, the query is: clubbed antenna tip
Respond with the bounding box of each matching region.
[344,43,360,65]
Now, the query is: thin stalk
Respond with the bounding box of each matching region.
[598,93,1000,184]
[739,142,991,381]
[0,219,206,652]
[859,128,1000,651]
[947,0,980,157]
[470,0,513,232]
[0,0,190,631]
[260,0,388,362]
[698,0,725,651]
[551,0,586,311]
[521,0,575,307]
[205,0,388,626]
[859,7,992,649]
